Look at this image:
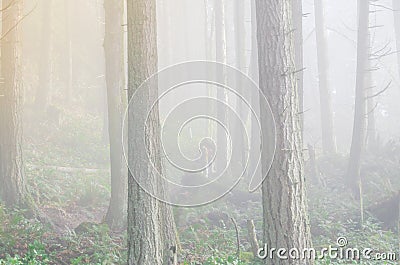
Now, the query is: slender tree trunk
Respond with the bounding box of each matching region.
[160,0,172,67]
[366,60,377,150]
[255,0,313,264]
[246,220,259,258]
[248,0,258,83]
[204,0,215,138]
[0,0,26,207]
[314,0,336,154]
[34,0,52,109]
[233,0,247,169]
[393,0,400,82]
[215,0,228,173]
[366,97,377,150]
[103,0,126,229]
[248,0,261,181]
[347,0,370,198]
[204,0,212,64]
[127,0,177,264]
[64,0,73,103]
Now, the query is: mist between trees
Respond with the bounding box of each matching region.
[0,0,399,264]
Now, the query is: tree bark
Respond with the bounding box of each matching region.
[293,0,304,133]
[103,0,126,229]
[314,0,336,154]
[347,0,369,198]
[0,0,26,207]
[127,0,177,264]
[34,0,52,109]
[255,0,314,264]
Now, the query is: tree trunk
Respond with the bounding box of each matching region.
[0,0,26,207]
[233,0,247,170]
[64,0,73,103]
[366,97,377,150]
[314,0,336,154]
[215,0,228,173]
[248,0,261,182]
[103,0,126,229]
[34,0,52,109]
[255,0,314,264]
[246,220,259,258]
[293,0,304,133]
[248,0,258,82]
[366,62,377,151]
[347,0,369,198]
[127,0,177,264]
[393,0,400,82]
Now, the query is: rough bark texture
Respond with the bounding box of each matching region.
[292,0,304,133]
[314,0,336,154]
[127,0,177,264]
[347,0,369,198]
[103,0,126,229]
[255,0,313,264]
[0,0,26,207]
[34,0,52,109]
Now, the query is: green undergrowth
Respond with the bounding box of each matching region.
[0,205,126,264]
[0,107,396,264]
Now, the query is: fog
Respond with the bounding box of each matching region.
[0,0,399,264]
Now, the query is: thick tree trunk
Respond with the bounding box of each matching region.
[347,0,369,198]
[293,0,304,132]
[103,0,126,229]
[34,0,52,109]
[255,0,313,264]
[0,0,26,207]
[127,0,177,264]
[393,0,400,82]
[314,0,336,154]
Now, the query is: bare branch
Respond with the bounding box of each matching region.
[0,3,38,41]
[365,81,391,99]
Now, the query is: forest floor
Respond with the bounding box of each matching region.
[0,107,399,264]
